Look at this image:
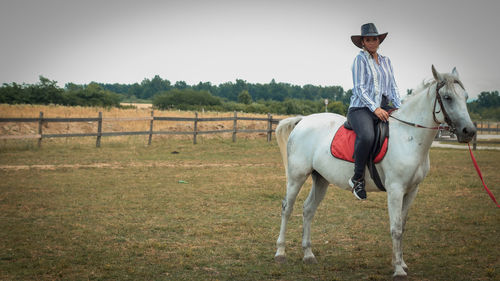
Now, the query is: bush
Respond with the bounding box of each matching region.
[244,102,269,113]
[153,89,222,110]
[0,77,65,105]
[63,83,121,107]
[0,78,121,107]
[238,90,252,104]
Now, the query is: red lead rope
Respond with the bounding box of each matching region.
[467,143,500,208]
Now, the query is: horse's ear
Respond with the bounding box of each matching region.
[452,67,459,78]
[432,65,443,81]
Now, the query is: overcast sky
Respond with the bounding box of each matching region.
[0,0,498,99]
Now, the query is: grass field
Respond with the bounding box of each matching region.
[1,137,499,280]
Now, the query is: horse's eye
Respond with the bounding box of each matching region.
[444,95,452,101]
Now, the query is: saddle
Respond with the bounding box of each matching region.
[330,119,389,191]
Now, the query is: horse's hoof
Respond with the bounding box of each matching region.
[303,256,318,264]
[393,275,408,281]
[274,255,286,264]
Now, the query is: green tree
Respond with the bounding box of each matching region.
[342,89,353,105]
[0,82,26,104]
[477,91,500,108]
[127,83,142,99]
[27,76,64,105]
[174,81,188,89]
[327,101,347,115]
[238,90,252,104]
[467,91,500,120]
[64,82,120,107]
[193,81,214,93]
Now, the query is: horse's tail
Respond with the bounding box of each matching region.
[276,116,303,175]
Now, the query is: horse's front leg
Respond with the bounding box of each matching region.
[399,185,419,273]
[387,188,408,280]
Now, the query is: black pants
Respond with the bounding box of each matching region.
[347,97,393,181]
[347,107,379,181]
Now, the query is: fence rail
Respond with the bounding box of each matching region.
[1,112,499,149]
[0,111,280,147]
[434,121,500,149]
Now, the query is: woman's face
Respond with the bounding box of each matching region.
[362,36,379,54]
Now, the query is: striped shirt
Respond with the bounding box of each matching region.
[350,50,401,112]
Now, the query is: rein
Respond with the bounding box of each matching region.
[389,115,442,130]
[468,143,500,208]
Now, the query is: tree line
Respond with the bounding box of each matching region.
[0,76,121,107]
[0,75,350,115]
[151,88,346,115]
[467,91,500,120]
[99,75,351,114]
[0,75,499,119]
[98,75,349,103]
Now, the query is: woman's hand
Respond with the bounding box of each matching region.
[374,107,389,122]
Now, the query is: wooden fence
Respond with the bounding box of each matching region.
[475,120,500,134]
[1,112,499,149]
[434,121,500,149]
[0,111,280,147]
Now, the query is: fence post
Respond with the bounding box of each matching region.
[38,111,43,147]
[473,121,477,150]
[96,112,102,147]
[232,111,237,142]
[148,110,154,145]
[267,113,272,142]
[193,112,198,144]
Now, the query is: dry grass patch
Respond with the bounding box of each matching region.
[0,104,289,142]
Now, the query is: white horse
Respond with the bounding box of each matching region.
[274,66,476,280]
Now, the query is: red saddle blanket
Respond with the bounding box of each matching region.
[330,125,388,163]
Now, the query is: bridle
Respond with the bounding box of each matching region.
[432,80,462,134]
[390,79,463,134]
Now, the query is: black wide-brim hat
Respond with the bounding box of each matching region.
[351,23,388,49]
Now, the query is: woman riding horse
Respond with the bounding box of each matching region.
[348,23,402,200]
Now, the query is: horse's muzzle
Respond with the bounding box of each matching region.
[457,124,477,143]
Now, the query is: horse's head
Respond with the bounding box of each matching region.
[431,65,476,143]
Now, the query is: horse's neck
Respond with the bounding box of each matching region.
[392,85,439,148]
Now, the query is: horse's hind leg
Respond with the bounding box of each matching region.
[302,171,329,264]
[275,170,309,263]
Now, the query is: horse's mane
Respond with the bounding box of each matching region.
[402,79,435,104]
[403,73,462,104]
